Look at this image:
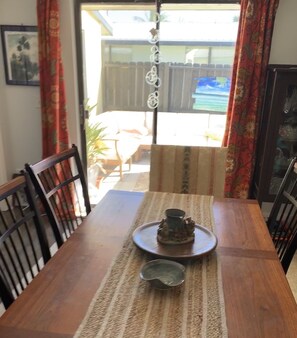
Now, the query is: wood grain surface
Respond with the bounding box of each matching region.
[0,191,296,338]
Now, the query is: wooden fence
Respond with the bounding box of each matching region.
[103,62,232,113]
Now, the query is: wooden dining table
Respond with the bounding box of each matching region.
[0,190,296,337]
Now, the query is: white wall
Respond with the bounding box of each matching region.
[269,0,297,65]
[0,0,297,180]
[0,0,80,179]
[0,0,41,178]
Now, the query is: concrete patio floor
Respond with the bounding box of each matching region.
[88,150,150,205]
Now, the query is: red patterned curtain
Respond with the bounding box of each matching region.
[37,0,69,158]
[223,0,279,198]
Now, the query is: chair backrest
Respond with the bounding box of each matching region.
[267,157,297,273]
[149,145,228,197]
[0,173,51,309]
[25,144,91,248]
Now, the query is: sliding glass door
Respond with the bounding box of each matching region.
[76,1,240,202]
[81,2,239,147]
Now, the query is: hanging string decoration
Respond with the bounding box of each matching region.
[146,13,161,110]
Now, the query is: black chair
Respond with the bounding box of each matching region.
[25,144,91,248]
[0,173,51,309]
[267,157,297,273]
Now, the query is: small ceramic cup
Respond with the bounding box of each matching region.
[165,208,185,231]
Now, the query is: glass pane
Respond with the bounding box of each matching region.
[154,8,238,146]
[82,4,239,203]
[211,47,235,64]
[269,85,297,194]
[95,5,239,147]
[186,48,209,64]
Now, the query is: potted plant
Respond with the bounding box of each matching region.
[85,99,108,188]
[86,120,108,188]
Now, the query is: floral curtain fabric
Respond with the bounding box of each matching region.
[223,0,279,198]
[37,0,69,158]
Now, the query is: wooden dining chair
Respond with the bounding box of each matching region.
[25,144,91,248]
[149,144,228,197]
[267,157,297,273]
[0,173,51,309]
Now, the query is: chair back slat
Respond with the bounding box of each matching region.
[267,157,297,273]
[25,144,91,247]
[0,173,50,309]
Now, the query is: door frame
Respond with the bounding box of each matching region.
[74,0,88,171]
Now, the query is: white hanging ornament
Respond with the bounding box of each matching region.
[147,91,159,109]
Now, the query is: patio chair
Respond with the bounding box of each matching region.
[266,157,297,273]
[25,144,91,248]
[0,173,51,309]
[149,144,227,197]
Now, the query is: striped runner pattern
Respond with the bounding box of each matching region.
[149,145,228,197]
[74,192,227,338]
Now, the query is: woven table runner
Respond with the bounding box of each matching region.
[74,192,227,338]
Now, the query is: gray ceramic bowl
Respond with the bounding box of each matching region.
[140,259,185,289]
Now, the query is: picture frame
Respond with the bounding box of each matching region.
[0,25,39,86]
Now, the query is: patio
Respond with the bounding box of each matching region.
[87,109,227,203]
[88,149,151,206]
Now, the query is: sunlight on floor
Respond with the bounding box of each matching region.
[88,151,150,205]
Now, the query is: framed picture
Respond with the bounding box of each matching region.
[0,25,39,86]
